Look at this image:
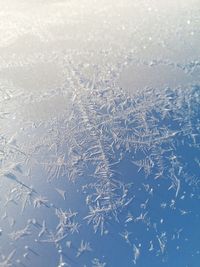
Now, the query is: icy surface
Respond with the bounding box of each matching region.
[0,1,200,267]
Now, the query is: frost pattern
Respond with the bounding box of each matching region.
[0,0,200,267]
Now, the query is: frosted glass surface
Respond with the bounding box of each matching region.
[0,1,200,267]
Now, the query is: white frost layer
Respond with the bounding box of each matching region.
[119,64,199,96]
